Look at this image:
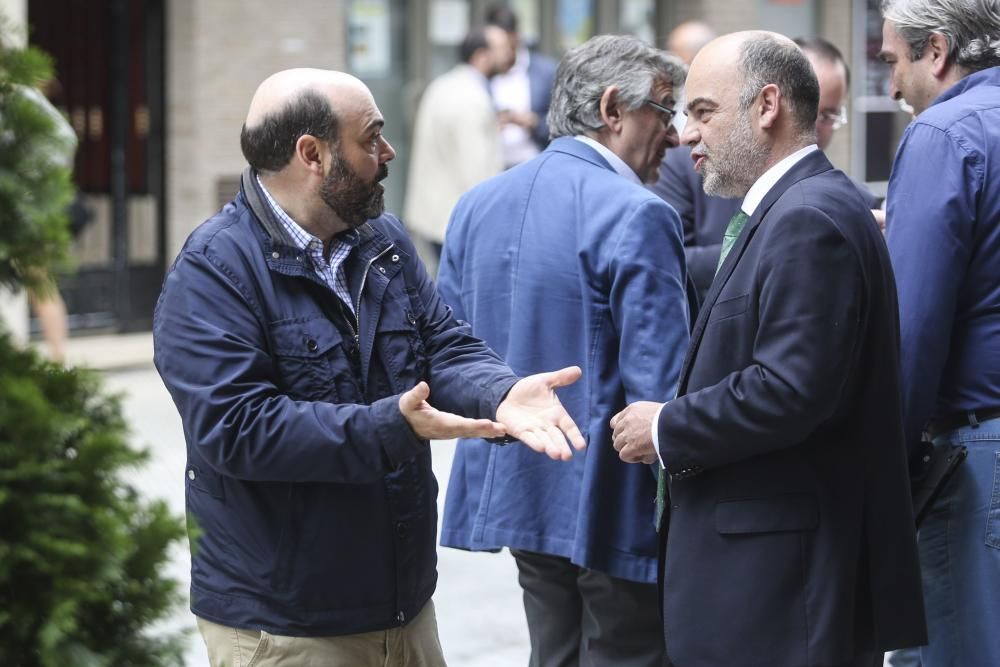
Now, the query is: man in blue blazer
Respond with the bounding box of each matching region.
[486,4,558,165]
[439,35,689,667]
[612,32,927,667]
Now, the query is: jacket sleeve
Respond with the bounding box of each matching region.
[392,219,520,419]
[608,198,690,403]
[656,205,864,473]
[886,122,979,445]
[153,248,426,486]
[650,148,720,295]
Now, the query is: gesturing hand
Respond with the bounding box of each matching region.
[400,381,507,440]
[496,366,587,461]
[610,401,663,464]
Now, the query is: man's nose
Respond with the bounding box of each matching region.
[665,124,680,149]
[382,138,396,162]
[679,123,698,147]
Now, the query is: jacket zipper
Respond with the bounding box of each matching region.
[348,244,394,347]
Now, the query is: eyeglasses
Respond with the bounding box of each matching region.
[645,99,678,125]
[817,105,848,130]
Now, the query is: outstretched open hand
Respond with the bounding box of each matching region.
[399,381,507,440]
[496,366,587,461]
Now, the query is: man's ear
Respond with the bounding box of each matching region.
[294,134,326,175]
[926,32,950,78]
[757,83,781,130]
[599,86,625,133]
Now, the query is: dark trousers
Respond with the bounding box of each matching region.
[511,549,667,667]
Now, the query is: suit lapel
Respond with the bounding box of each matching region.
[676,150,835,394]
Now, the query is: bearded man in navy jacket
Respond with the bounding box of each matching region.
[438,35,689,667]
[153,68,586,667]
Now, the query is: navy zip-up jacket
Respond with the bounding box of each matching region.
[153,169,518,636]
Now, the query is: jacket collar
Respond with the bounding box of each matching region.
[239,166,395,275]
[929,64,1000,109]
[544,136,616,172]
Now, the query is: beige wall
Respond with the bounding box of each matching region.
[0,0,25,46]
[166,0,346,260]
[817,1,854,172]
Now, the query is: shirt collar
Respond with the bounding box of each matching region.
[573,135,642,185]
[256,175,361,251]
[927,65,1000,110]
[741,144,819,215]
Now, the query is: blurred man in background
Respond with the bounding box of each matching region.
[485,4,558,168]
[404,25,512,268]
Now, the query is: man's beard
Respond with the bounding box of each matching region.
[319,156,388,228]
[700,110,771,199]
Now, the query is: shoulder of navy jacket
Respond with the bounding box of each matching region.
[240,166,297,248]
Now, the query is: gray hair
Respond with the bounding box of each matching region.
[737,34,819,137]
[548,35,686,139]
[882,0,1000,71]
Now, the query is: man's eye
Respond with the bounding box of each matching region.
[370,133,382,147]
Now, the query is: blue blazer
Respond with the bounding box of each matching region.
[655,150,927,665]
[438,137,690,583]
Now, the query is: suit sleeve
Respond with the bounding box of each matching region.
[886,123,980,444]
[656,206,864,473]
[608,199,690,403]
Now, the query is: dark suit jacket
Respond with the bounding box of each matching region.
[527,49,557,150]
[650,145,882,304]
[655,150,926,666]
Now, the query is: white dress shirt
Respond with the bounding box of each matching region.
[573,135,642,185]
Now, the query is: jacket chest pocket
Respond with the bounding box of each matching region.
[375,292,428,391]
[270,318,361,402]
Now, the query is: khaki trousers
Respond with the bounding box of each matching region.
[197,600,447,667]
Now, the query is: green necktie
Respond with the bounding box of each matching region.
[655,464,669,531]
[716,210,750,273]
[655,210,751,530]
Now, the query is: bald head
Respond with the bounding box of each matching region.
[241,69,375,173]
[666,21,716,65]
[691,31,819,136]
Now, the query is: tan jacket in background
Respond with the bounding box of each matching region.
[404,64,503,245]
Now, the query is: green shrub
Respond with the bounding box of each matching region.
[0,20,187,667]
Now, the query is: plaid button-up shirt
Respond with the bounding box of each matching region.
[257,176,356,315]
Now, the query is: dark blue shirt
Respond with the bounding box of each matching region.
[887,66,1000,444]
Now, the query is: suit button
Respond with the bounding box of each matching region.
[307,339,318,352]
[397,611,406,623]
[672,504,679,510]
[187,469,196,480]
[396,521,406,535]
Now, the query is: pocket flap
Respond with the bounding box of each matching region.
[708,293,749,322]
[270,318,343,357]
[186,464,225,499]
[715,494,818,534]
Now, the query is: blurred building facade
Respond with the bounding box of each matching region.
[4,0,909,335]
